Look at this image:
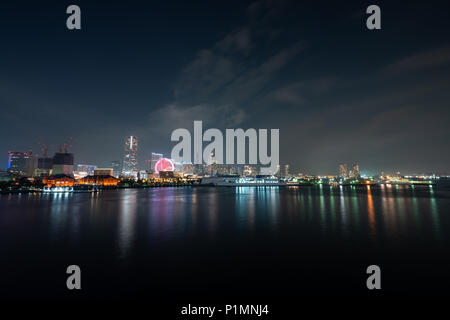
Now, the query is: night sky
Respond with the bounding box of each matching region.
[1,0,450,175]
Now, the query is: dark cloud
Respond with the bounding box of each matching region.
[383,46,450,76]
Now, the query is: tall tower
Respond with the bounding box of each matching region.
[122,136,138,176]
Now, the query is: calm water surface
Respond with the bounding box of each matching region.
[1,184,449,299]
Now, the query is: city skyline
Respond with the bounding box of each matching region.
[4,136,448,177]
[1,1,450,175]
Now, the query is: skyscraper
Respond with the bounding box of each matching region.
[7,151,38,177]
[122,136,138,176]
[339,163,348,178]
[7,151,28,176]
[349,163,360,179]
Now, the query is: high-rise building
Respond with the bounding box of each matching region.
[52,152,74,176]
[111,161,121,177]
[349,163,360,179]
[122,136,138,176]
[150,152,163,173]
[339,163,348,178]
[7,151,37,177]
[7,151,27,175]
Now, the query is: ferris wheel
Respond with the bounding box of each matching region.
[154,158,175,173]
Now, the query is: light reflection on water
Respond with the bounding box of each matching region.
[0,185,447,260]
[118,189,137,259]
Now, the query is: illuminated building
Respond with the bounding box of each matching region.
[76,164,97,177]
[7,151,38,177]
[150,152,163,173]
[349,163,360,179]
[339,163,348,178]
[122,136,138,177]
[8,152,27,175]
[43,174,75,187]
[52,152,74,176]
[76,175,119,186]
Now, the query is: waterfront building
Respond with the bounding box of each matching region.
[122,136,138,176]
[76,175,119,186]
[43,174,75,187]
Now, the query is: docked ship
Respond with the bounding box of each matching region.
[200,175,299,187]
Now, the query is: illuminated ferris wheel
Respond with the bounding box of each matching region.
[154,158,174,173]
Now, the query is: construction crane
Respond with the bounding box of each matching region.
[63,137,73,153]
[38,141,49,157]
